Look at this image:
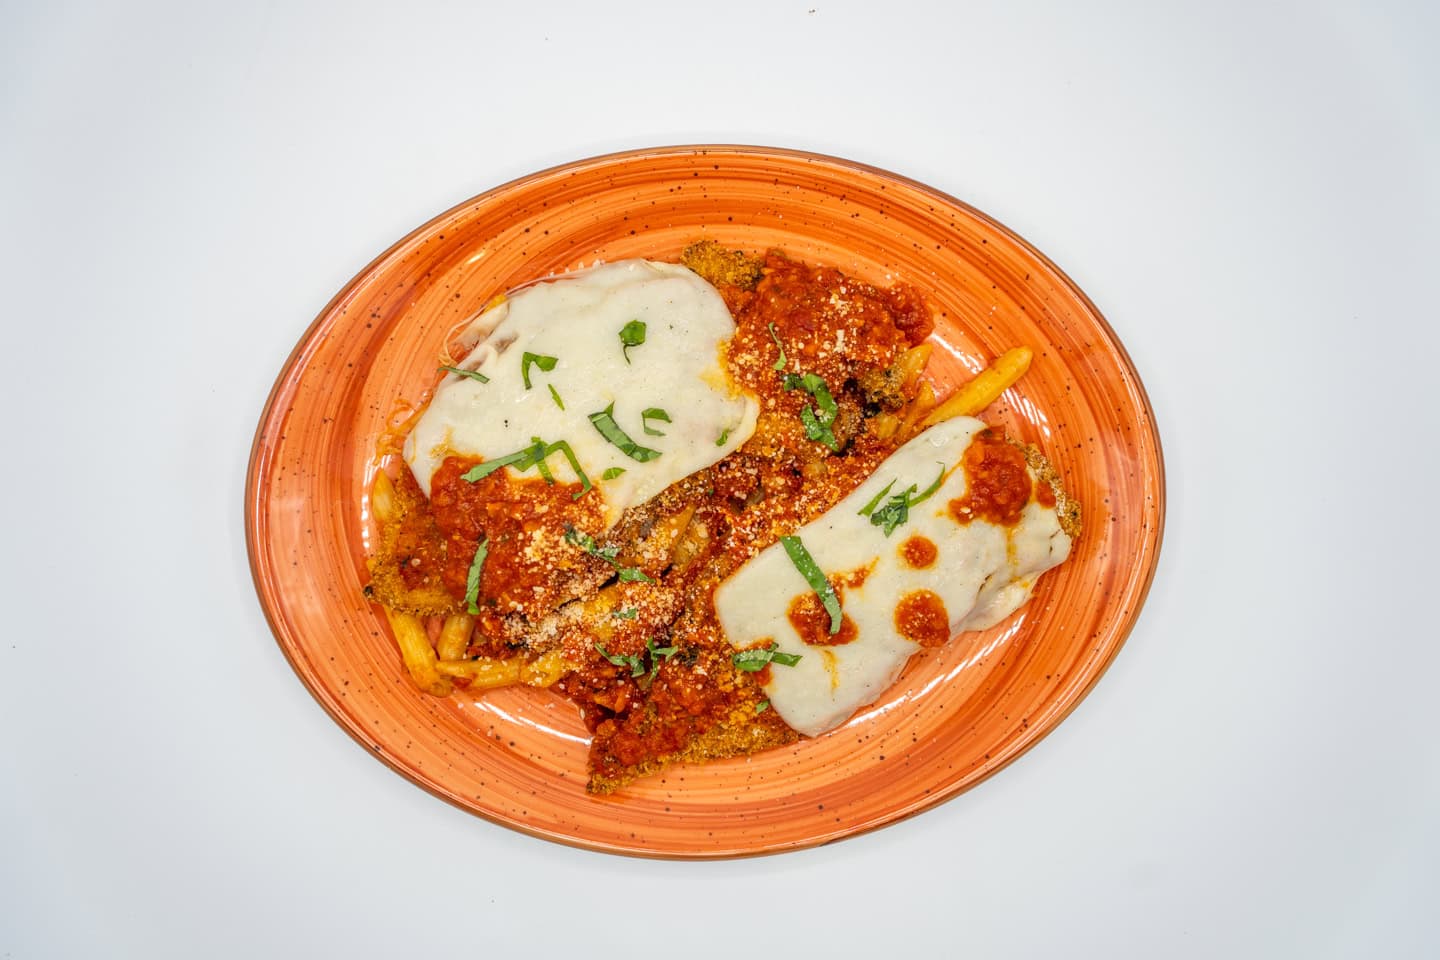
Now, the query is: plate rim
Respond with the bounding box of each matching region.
[244,143,1166,858]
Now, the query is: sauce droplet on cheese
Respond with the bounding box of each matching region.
[787,592,859,646]
[899,535,938,569]
[947,429,1032,527]
[894,590,950,647]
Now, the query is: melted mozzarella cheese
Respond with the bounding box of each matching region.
[713,417,1072,737]
[404,260,758,528]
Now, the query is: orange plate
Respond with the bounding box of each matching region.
[246,146,1164,857]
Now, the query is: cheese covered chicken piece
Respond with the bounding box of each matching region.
[714,416,1077,737]
[405,260,759,529]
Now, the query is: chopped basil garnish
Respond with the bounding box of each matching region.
[601,466,626,481]
[755,699,770,714]
[594,637,677,688]
[564,525,654,583]
[912,464,946,502]
[644,637,678,687]
[438,364,489,384]
[767,322,787,371]
[868,490,913,536]
[858,479,898,517]
[461,444,543,482]
[463,537,488,615]
[529,436,556,484]
[547,383,564,409]
[612,607,638,620]
[595,643,644,677]
[462,438,592,500]
[641,407,671,437]
[545,439,593,499]
[732,642,803,672]
[782,372,840,452]
[618,319,646,363]
[588,403,661,462]
[865,463,947,536]
[520,352,558,390]
[715,427,731,446]
[780,534,842,634]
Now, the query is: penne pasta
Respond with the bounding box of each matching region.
[921,346,1033,426]
[437,650,571,691]
[383,607,452,697]
[898,381,938,440]
[437,657,522,689]
[436,614,473,661]
[370,471,396,525]
[893,342,933,389]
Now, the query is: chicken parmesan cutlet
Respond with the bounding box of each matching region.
[365,242,1079,793]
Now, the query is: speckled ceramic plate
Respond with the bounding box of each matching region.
[245,146,1164,857]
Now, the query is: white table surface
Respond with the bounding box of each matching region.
[4,1,1437,956]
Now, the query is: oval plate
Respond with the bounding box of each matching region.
[246,146,1164,857]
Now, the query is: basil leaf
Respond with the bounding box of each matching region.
[644,637,678,686]
[732,642,803,672]
[618,319,646,363]
[564,525,654,583]
[601,466,626,480]
[595,643,644,677]
[779,535,842,634]
[871,496,909,536]
[543,439,592,499]
[807,375,838,424]
[909,463,946,505]
[858,479,897,517]
[530,436,555,484]
[867,465,945,536]
[464,537,488,615]
[547,383,564,409]
[732,649,773,671]
[799,405,841,452]
[612,607,638,620]
[438,364,489,384]
[461,446,538,482]
[755,699,770,714]
[767,322,787,371]
[464,439,591,498]
[520,352,558,390]
[641,407,671,437]
[782,371,840,451]
[715,427,731,446]
[563,526,601,553]
[588,403,662,462]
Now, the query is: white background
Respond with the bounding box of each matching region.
[3,1,1437,956]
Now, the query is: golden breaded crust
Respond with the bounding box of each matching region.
[679,240,764,290]
[1015,440,1082,539]
[366,472,462,617]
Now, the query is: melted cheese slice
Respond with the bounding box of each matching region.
[714,417,1072,737]
[404,260,758,527]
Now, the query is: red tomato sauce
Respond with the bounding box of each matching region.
[900,535,938,568]
[428,456,603,636]
[787,593,859,646]
[894,590,950,647]
[948,429,1032,528]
